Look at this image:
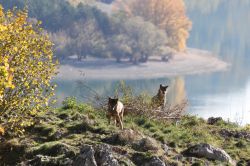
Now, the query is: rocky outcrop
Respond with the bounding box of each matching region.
[132,153,166,166]
[95,144,120,166]
[103,129,144,145]
[73,144,120,166]
[182,143,233,164]
[145,156,166,166]
[21,155,73,166]
[220,129,250,140]
[73,145,97,166]
[133,137,161,152]
[207,117,223,125]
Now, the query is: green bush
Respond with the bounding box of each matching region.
[62,97,78,110]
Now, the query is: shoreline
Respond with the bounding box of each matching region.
[56,48,229,80]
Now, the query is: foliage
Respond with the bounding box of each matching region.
[1,0,183,62]
[62,97,78,110]
[0,125,4,135]
[114,0,192,51]
[109,15,169,63]
[0,6,57,135]
[62,96,94,112]
[67,19,107,60]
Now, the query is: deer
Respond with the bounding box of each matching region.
[107,97,124,130]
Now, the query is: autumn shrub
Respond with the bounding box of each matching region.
[0,6,57,135]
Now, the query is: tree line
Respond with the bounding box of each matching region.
[0,0,191,64]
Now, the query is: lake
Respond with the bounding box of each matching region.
[55,1,250,125]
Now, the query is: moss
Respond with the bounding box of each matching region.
[131,152,154,165]
[149,128,158,133]
[66,122,93,134]
[28,141,77,158]
[235,140,247,148]
[0,138,27,165]
[169,141,177,148]
[191,162,203,166]
[135,117,147,126]
[143,122,155,129]
[33,124,57,137]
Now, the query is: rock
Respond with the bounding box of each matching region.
[207,117,223,125]
[73,145,97,166]
[220,129,250,140]
[182,143,233,164]
[22,155,73,166]
[73,144,120,166]
[103,129,144,145]
[31,142,77,158]
[173,154,183,161]
[132,153,165,166]
[133,137,161,152]
[0,138,27,165]
[95,144,120,166]
[49,130,64,141]
[162,144,169,154]
[67,122,93,134]
[145,156,166,166]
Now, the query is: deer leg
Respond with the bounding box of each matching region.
[117,115,123,130]
[107,114,111,125]
[113,116,117,126]
[120,108,124,122]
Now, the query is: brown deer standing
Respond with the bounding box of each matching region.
[152,84,169,109]
[107,97,124,130]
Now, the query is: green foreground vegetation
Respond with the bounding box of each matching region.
[1,97,250,165]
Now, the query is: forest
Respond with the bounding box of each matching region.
[0,0,191,63]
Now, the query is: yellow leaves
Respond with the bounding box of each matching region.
[0,5,3,17]
[0,7,58,136]
[0,24,7,31]
[13,47,18,52]
[120,0,192,51]
[0,126,4,135]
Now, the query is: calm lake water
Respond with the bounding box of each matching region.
[55,1,250,125]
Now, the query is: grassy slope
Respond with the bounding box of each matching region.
[1,99,250,165]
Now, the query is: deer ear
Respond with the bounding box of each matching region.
[108,97,111,101]
[160,84,163,88]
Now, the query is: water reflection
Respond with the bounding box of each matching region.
[187,79,250,125]
[55,78,171,103]
[185,0,250,124]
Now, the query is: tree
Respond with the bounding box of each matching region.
[50,30,72,60]
[108,34,132,62]
[109,15,169,63]
[114,0,192,51]
[67,19,106,60]
[0,6,57,135]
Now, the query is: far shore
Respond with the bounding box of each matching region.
[56,48,229,80]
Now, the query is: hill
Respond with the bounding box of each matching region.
[1,97,249,165]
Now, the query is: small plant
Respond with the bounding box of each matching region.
[135,117,147,126]
[235,140,246,148]
[144,122,154,129]
[62,97,78,110]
